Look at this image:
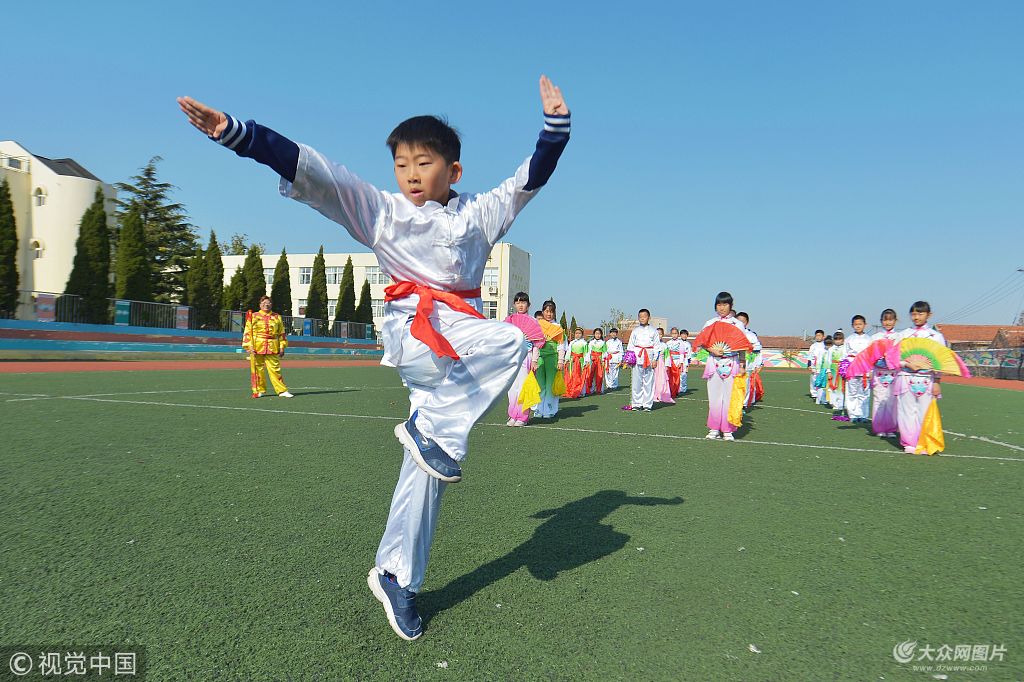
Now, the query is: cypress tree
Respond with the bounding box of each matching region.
[115,157,197,303]
[224,266,246,311]
[270,248,293,317]
[65,189,111,323]
[204,231,224,328]
[570,315,578,334]
[559,312,568,334]
[114,206,152,301]
[354,279,373,323]
[241,245,266,312]
[305,245,328,324]
[0,178,18,316]
[183,246,210,325]
[335,255,356,323]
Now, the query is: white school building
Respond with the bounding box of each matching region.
[221,242,531,329]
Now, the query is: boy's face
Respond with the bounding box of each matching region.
[911,310,930,326]
[852,319,865,333]
[610,331,618,339]
[393,143,462,207]
[638,311,650,325]
[680,333,688,341]
[514,300,529,314]
[716,302,731,317]
[736,315,748,326]
[882,316,897,331]
[815,332,824,342]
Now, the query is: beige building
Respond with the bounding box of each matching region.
[0,141,115,308]
[221,242,531,328]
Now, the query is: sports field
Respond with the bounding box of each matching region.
[2,365,1022,680]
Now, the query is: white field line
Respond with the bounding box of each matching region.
[48,395,1024,463]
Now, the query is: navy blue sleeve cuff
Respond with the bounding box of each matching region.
[212,113,299,183]
[524,113,570,192]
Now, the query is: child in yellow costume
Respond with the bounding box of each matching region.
[243,296,294,398]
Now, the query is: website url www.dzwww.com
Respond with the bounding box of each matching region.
[913,664,988,673]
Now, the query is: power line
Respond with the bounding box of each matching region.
[942,267,1024,322]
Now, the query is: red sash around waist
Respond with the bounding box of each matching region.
[384,281,483,360]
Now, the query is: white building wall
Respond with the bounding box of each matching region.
[222,242,531,329]
[0,141,115,301]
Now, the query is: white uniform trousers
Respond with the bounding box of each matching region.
[631,365,655,409]
[376,313,526,591]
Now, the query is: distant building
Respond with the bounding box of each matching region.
[0,141,116,308]
[221,242,530,330]
[935,324,1024,350]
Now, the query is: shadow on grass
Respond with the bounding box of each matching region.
[421,490,683,623]
[287,389,357,396]
[545,404,600,421]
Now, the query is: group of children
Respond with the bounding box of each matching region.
[808,302,949,454]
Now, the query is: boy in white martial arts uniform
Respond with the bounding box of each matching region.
[678,329,692,394]
[177,76,570,641]
[808,329,825,400]
[605,328,624,390]
[626,309,659,411]
[735,312,763,407]
[842,315,872,423]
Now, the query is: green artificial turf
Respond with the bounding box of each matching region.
[1,367,1022,680]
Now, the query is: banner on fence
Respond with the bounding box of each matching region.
[114,300,131,326]
[175,306,190,330]
[36,294,56,322]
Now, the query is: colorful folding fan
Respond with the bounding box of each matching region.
[843,338,900,377]
[692,321,753,355]
[505,313,545,345]
[538,318,565,343]
[899,338,971,377]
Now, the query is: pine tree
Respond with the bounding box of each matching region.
[0,178,18,316]
[335,256,356,323]
[183,247,210,328]
[355,279,373,324]
[570,315,578,334]
[305,245,328,325]
[115,156,197,303]
[65,189,111,323]
[559,312,568,334]
[223,266,246,311]
[270,248,292,317]
[241,246,266,312]
[204,232,224,328]
[114,206,152,301]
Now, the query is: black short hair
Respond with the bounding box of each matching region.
[513,291,530,303]
[880,308,898,321]
[534,311,543,318]
[851,314,866,324]
[656,327,664,333]
[670,327,678,333]
[715,291,733,308]
[814,329,825,335]
[736,311,749,321]
[638,308,650,316]
[824,335,833,344]
[387,115,461,164]
[910,300,931,313]
[542,300,557,313]
[680,329,688,335]
[609,328,618,333]
[833,330,845,340]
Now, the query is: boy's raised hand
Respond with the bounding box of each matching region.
[539,75,569,116]
[177,96,228,138]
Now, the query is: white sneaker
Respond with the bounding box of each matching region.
[278,391,294,398]
[706,430,720,440]
[506,418,517,427]
[513,420,527,427]
[722,432,735,441]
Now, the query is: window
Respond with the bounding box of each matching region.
[263,268,275,286]
[33,187,47,207]
[483,300,498,319]
[298,299,307,316]
[482,268,499,288]
[7,157,21,170]
[31,240,43,259]
[371,299,385,319]
[299,267,312,285]
[328,299,338,319]
[326,266,343,285]
[364,265,391,285]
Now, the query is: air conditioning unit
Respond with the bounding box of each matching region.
[487,286,499,295]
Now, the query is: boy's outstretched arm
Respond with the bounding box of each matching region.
[177,96,300,182]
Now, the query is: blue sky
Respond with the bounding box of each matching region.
[5,0,1023,334]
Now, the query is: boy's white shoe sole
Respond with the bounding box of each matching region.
[278,392,294,398]
[367,568,421,641]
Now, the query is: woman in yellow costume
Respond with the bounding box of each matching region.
[243,295,294,398]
